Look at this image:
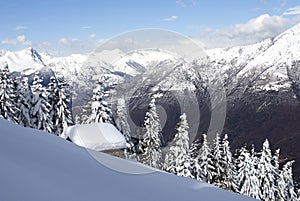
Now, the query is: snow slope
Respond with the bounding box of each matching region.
[0,118,257,201]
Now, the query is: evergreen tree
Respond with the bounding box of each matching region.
[236,146,260,199]
[282,161,297,201]
[30,73,53,133]
[250,144,260,177]
[0,65,17,122]
[258,139,276,201]
[54,76,73,136]
[277,163,287,201]
[220,134,237,190]
[197,134,214,183]
[211,133,224,186]
[47,76,58,130]
[164,113,193,178]
[273,149,282,200]
[188,140,202,180]
[15,76,32,127]
[82,77,113,124]
[115,98,135,159]
[139,98,162,168]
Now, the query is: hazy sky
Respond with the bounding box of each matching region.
[1,0,300,54]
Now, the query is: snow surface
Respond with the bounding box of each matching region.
[63,122,126,151]
[112,49,179,76]
[0,118,257,201]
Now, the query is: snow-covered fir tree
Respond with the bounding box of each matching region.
[47,76,58,130]
[277,169,287,201]
[81,77,114,124]
[258,139,276,201]
[15,76,32,127]
[0,65,17,122]
[164,113,193,178]
[53,76,73,136]
[197,134,214,183]
[211,133,224,186]
[250,144,260,175]
[236,146,260,199]
[280,161,297,201]
[220,134,237,191]
[139,98,162,168]
[115,98,135,159]
[188,139,202,180]
[273,149,282,200]
[30,73,53,133]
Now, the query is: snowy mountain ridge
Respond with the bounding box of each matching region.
[1,23,300,92]
[207,22,300,66]
[0,47,179,79]
[207,22,300,92]
[206,38,274,69]
[112,49,180,76]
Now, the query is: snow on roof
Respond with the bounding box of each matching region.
[0,118,256,201]
[63,122,126,151]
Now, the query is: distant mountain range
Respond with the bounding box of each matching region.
[1,23,300,181]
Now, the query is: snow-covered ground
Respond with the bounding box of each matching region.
[0,118,256,201]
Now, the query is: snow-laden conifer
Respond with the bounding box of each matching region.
[164,113,193,178]
[140,98,162,168]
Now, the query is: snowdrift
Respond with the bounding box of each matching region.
[0,118,257,201]
[63,122,126,151]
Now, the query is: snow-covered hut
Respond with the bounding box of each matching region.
[63,123,126,155]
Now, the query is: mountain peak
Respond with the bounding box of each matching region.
[0,47,46,73]
[26,47,45,66]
